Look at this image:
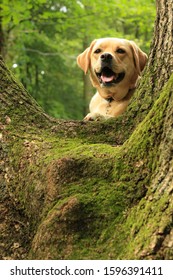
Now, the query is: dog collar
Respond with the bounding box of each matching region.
[105,97,114,103]
[105,88,136,104]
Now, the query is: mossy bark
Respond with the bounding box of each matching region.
[127,0,173,126]
[0,51,173,259]
[0,0,173,260]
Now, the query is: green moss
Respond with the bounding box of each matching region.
[4,74,173,260]
[119,190,173,259]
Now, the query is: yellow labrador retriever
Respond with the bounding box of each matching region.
[77,38,147,121]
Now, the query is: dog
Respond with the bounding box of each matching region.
[77,38,147,121]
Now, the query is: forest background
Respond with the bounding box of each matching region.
[1,0,156,120]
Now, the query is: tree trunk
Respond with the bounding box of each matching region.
[82,37,93,117]
[0,15,5,58]
[127,0,173,125]
[83,72,93,116]
[0,0,173,260]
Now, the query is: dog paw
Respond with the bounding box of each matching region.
[83,113,95,121]
[83,113,104,121]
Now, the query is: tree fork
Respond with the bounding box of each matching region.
[0,48,173,258]
[0,0,173,260]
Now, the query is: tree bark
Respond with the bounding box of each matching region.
[127,0,173,125]
[0,0,173,260]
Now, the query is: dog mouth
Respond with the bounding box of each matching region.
[96,67,125,87]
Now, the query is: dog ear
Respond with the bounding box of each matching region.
[130,41,148,74]
[77,40,97,74]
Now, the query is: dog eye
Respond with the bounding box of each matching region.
[94,48,102,54]
[116,48,125,54]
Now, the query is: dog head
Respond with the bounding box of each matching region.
[77,38,147,100]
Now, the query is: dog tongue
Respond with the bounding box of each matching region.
[101,74,115,83]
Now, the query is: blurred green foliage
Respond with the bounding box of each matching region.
[1,0,156,119]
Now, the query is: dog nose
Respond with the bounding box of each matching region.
[100,53,113,62]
